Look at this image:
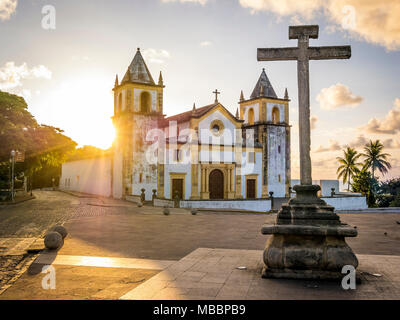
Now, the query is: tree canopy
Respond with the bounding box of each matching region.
[0,91,77,178]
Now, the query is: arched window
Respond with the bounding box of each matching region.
[272,107,280,124]
[140,91,151,113]
[118,93,123,112]
[248,108,254,125]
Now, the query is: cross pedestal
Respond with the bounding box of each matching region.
[258,25,358,280]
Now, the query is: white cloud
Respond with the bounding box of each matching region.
[0,0,17,21]
[161,0,208,5]
[142,48,171,64]
[200,41,212,47]
[362,98,400,135]
[238,0,400,50]
[316,83,363,110]
[314,139,341,152]
[0,61,52,90]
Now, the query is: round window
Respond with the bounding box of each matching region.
[212,124,220,132]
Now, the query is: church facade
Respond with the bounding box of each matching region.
[110,48,291,201]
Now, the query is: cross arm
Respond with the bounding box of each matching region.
[308,46,351,60]
[257,47,298,61]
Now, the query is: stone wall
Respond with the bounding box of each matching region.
[180,199,271,212]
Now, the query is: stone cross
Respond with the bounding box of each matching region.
[258,25,351,185]
[213,89,220,103]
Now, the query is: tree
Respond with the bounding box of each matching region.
[336,147,363,191]
[352,169,378,207]
[362,140,391,180]
[0,91,77,190]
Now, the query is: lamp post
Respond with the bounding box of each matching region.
[10,150,15,202]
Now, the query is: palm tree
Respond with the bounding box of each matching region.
[362,140,391,180]
[336,147,363,191]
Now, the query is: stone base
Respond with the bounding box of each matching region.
[262,266,361,282]
[261,184,359,280]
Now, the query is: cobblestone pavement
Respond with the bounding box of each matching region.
[0,190,399,299]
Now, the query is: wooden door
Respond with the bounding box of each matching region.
[209,169,224,199]
[172,179,183,199]
[246,179,256,199]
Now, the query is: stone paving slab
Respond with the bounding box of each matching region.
[34,253,175,270]
[120,248,400,300]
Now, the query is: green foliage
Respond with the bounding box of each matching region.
[362,140,391,180]
[352,169,378,207]
[390,193,400,207]
[0,91,77,189]
[336,147,363,191]
[66,145,111,162]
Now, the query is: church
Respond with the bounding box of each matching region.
[61,48,291,201]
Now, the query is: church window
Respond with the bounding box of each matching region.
[140,91,151,113]
[173,149,182,162]
[272,107,280,124]
[118,93,123,112]
[278,174,281,183]
[139,173,143,183]
[248,108,254,125]
[248,152,255,163]
[278,145,281,153]
[210,120,224,136]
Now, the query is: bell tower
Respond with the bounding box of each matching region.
[239,69,291,198]
[112,48,165,199]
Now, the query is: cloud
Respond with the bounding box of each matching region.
[316,83,363,110]
[0,61,52,90]
[346,135,369,148]
[238,0,400,50]
[362,98,400,135]
[382,138,400,149]
[200,41,212,47]
[310,115,318,130]
[142,48,171,64]
[0,0,17,21]
[239,0,321,18]
[314,139,342,152]
[161,0,208,5]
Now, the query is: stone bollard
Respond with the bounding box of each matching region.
[44,231,63,250]
[269,191,274,210]
[152,189,157,206]
[140,188,146,203]
[51,225,68,239]
[331,188,336,197]
[191,208,197,215]
[163,206,170,215]
[173,191,180,208]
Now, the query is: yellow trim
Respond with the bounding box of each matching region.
[191,104,242,129]
[210,119,225,137]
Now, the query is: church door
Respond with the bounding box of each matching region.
[172,179,183,200]
[246,179,256,199]
[209,169,224,199]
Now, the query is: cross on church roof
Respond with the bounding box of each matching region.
[213,89,220,103]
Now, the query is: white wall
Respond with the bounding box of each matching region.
[266,103,284,122]
[113,151,123,199]
[198,110,236,145]
[241,151,262,198]
[61,157,112,197]
[181,199,271,212]
[267,125,286,197]
[322,196,368,210]
[164,163,191,199]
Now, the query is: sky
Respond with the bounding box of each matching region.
[0,0,399,182]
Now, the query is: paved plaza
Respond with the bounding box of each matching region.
[0,191,399,299]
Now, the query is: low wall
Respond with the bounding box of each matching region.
[180,199,271,212]
[125,195,141,204]
[322,196,368,210]
[153,198,174,208]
